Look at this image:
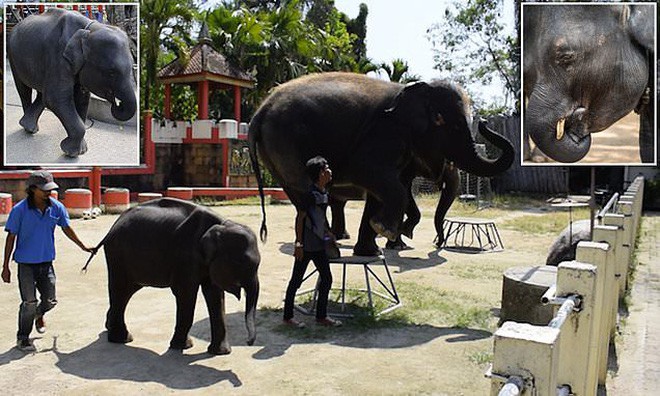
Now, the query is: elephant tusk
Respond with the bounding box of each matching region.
[556,118,566,140]
[114,98,122,107]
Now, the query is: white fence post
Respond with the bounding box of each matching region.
[602,214,627,295]
[555,260,600,395]
[574,241,612,388]
[491,322,560,395]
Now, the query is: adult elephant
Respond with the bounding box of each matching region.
[249,72,513,256]
[329,160,460,253]
[83,198,260,355]
[8,8,137,157]
[523,4,655,163]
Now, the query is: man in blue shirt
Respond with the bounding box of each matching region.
[2,171,92,352]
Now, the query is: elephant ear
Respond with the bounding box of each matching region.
[63,29,90,74]
[627,5,654,52]
[384,81,433,132]
[200,224,241,299]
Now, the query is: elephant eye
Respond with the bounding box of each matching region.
[556,51,576,68]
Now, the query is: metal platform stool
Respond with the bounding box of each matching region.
[294,255,402,317]
[440,217,504,253]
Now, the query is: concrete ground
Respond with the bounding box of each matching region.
[0,202,656,394]
[3,63,139,166]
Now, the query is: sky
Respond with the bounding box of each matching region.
[334,0,516,82]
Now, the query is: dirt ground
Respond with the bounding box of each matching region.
[0,200,654,394]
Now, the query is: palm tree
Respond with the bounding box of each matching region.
[380,58,421,83]
[141,0,195,110]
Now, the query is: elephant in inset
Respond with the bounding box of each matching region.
[8,8,137,157]
[329,160,460,252]
[84,198,260,355]
[249,72,513,256]
[523,4,655,163]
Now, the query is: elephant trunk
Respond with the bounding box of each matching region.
[452,122,514,177]
[244,278,259,346]
[526,92,591,163]
[110,84,137,122]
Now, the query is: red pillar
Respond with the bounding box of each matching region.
[233,86,241,122]
[198,80,209,120]
[86,5,93,18]
[164,84,171,119]
[38,5,44,13]
[144,111,156,172]
[73,5,79,11]
[91,167,102,206]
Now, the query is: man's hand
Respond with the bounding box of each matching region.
[1,266,10,283]
[294,246,304,261]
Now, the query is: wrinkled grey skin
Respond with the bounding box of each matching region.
[86,198,260,355]
[329,161,460,254]
[524,4,655,163]
[249,72,514,256]
[8,8,137,157]
[546,220,591,266]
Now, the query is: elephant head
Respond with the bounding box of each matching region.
[201,222,261,346]
[387,80,514,177]
[63,24,137,122]
[523,5,653,163]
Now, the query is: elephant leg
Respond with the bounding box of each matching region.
[399,189,421,240]
[73,83,91,123]
[329,198,351,240]
[357,176,406,242]
[106,279,141,344]
[49,95,88,157]
[434,165,460,248]
[169,285,198,350]
[354,195,382,256]
[201,282,231,355]
[15,80,45,134]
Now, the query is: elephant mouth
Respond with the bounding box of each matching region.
[555,106,588,143]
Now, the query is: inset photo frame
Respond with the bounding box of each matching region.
[3,2,140,166]
[521,2,657,166]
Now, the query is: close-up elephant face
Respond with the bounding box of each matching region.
[201,223,260,345]
[64,26,137,122]
[523,5,652,163]
[388,80,514,179]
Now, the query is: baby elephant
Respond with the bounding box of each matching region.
[85,198,260,355]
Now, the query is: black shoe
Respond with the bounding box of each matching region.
[16,339,36,352]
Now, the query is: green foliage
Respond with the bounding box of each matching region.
[427,0,518,115]
[380,58,421,83]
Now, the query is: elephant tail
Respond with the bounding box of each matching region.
[81,238,106,273]
[248,113,268,242]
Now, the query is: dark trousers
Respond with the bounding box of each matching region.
[283,250,332,320]
[17,262,57,340]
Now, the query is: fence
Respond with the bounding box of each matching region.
[488,176,645,395]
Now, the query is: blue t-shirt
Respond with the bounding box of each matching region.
[5,197,70,264]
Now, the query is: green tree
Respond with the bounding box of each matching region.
[141,0,195,111]
[427,0,518,115]
[380,59,421,84]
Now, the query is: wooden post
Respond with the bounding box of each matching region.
[91,167,102,206]
[164,84,171,119]
[234,85,241,122]
[198,80,209,120]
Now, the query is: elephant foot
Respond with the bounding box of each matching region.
[353,242,382,257]
[400,223,415,239]
[60,137,88,157]
[386,239,412,251]
[369,219,398,242]
[169,336,193,350]
[107,330,133,344]
[207,342,232,355]
[332,231,351,241]
[19,117,39,134]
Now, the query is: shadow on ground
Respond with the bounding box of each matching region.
[190,310,491,361]
[52,333,242,389]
